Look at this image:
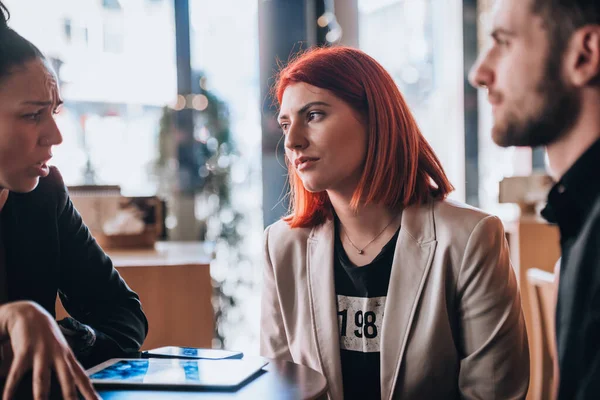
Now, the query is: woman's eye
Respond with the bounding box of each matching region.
[307,111,322,121]
[279,123,289,133]
[23,112,42,122]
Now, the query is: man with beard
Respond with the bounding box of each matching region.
[469,0,600,398]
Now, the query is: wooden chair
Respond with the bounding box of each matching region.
[526,268,558,400]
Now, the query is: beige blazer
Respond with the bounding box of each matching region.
[260,200,529,400]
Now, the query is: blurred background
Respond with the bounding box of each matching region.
[3,0,551,356]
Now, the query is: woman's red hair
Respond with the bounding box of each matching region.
[275,46,454,228]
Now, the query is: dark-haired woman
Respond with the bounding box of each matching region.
[0,3,147,399]
[260,46,529,400]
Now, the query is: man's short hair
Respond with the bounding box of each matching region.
[531,0,600,51]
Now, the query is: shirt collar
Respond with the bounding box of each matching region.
[542,138,600,229]
[0,190,8,213]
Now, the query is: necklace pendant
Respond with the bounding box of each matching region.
[358,249,364,255]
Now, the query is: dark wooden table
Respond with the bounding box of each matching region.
[96,358,328,400]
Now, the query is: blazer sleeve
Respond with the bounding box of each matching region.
[259,225,293,361]
[54,172,148,367]
[456,215,530,399]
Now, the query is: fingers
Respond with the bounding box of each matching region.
[53,356,78,400]
[2,353,28,400]
[68,354,99,400]
[32,355,51,400]
[2,351,98,400]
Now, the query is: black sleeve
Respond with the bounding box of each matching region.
[561,204,600,400]
[52,169,148,367]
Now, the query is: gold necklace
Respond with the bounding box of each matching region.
[342,215,398,255]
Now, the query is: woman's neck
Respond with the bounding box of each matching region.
[328,190,401,265]
[328,190,399,242]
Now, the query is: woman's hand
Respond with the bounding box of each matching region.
[0,301,99,400]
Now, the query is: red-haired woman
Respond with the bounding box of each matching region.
[260,47,529,400]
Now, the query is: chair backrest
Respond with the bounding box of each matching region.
[526,268,557,400]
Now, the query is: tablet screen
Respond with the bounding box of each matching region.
[88,358,268,388]
[145,346,243,359]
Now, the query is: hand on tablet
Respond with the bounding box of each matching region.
[0,301,100,400]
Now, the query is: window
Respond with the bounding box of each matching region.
[4,0,177,194]
[102,19,124,53]
[63,18,72,42]
[189,0,262,352]
[102,0,122,11]
[359,0,466,201]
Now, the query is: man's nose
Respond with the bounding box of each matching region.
[468,51,494,89]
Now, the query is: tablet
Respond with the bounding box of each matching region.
[86,358,268,389]
[142,346,243,360]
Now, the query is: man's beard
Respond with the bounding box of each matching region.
[493,55,581,148]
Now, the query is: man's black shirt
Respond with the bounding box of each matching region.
[541,138,600,400]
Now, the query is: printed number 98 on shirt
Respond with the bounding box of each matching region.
[337,295,386,353]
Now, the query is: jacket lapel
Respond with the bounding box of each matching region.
[307,219,344,400]
[380,203,437,400]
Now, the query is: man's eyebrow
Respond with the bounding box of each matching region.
[278,101,331,121]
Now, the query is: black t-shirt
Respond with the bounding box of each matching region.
[334,222,399,400]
